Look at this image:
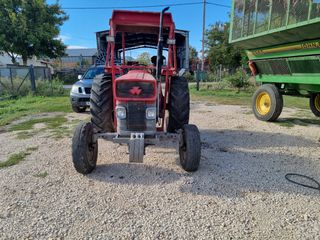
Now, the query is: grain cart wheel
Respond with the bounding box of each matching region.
[179,124,201,172]
[309,93,320,117]
[167,76,190,133]
[72,122,98,174]
[252,84,283,121]
[90,74,115,132]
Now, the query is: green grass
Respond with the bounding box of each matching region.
[190,87,253,106]
[0,146,38,169]
[274,118,320,128]
[9,116,68,131]
[274,121,295,128]
[16,130,40,140]
[0,95,71,127]
[33,171,48,178]
[190,86,310,110]
[9,116,70,140]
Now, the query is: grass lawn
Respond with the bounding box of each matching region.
[190,86,310,110]
[0,95,71,127]
[0,146,38,169]
[0,86,313,129]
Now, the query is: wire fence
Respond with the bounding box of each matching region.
[0,65,52,97]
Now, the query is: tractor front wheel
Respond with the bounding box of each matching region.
[309,93,320,117]
[179,124,201,172]
[252,84,283,122]
[72,122,98,174]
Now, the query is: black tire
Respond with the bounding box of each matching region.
[90,74,115,132]
[72,106,86,113]
[179,124,201,172]
[309,93,320,117]
[167,76,190,133]
[252,84,283,122]
[72,122,98,174]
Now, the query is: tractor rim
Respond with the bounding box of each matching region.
[315,94,320,112]
[256,92,271,116]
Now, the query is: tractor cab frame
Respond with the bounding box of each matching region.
[104,9,178,131]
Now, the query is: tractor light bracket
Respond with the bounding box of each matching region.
[129,133,145,163]
[106,36,115,42]
[167,39,176,45]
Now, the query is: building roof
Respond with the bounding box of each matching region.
[65,48,97,57]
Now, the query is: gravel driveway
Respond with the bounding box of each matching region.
[0,102,320,239]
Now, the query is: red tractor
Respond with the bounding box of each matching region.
[72,8,201,173]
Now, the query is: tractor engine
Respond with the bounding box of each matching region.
[115,70,157,136]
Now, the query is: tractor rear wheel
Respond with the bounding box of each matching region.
[167,76,190,133]
[309,93,320,117]
[179,124,201,172]
[252,84,283,122]
[90,74,115,133]
[72,122,98,174]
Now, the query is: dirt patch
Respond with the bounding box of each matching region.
[0,104,320,239]
[33,123,47,129]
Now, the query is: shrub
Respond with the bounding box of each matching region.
[184,72,195,82]
[225,68,250,92]
[0,77,66,97]
[35,78,66,96]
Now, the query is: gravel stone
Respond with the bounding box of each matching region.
[0,103,320,239]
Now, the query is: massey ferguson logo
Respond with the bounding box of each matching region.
[129,86,142,95]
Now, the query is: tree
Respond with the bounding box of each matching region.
[189,46,198,60]
[0,0,68,65]
[205,22,245,71]
[188,46,198,73]
[136,52,151,65]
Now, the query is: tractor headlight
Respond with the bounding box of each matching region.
[116,106,126,119]
[146,108,156,120]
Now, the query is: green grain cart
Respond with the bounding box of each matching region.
[230,0,320,121]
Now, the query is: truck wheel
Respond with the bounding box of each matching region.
[90,74,115,132]
[72,122,98,174]
[167,76,190,133]
[309,93,320,117]
[179,124,201,172]
[252,84,283,121]
[72,106,86,113]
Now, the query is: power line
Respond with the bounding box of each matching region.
[207,2,230,8]
[62,1,230,10]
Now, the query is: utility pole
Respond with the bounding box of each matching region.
[201,0,206,71]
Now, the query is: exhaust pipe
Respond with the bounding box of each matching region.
[156,7,169,82]
[156,7,169,120]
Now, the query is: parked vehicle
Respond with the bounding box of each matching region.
[70,65,104,113]
[72,8,201,174]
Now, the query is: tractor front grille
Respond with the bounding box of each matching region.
[116,81,155,99]
[126,102,146,131]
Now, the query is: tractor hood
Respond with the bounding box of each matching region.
[116,70,156,82]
